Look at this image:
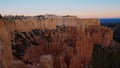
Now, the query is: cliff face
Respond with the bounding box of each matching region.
[0,20,13,68]
[0,16,100,32]
[0,15,114,68]
[11,26,113,68]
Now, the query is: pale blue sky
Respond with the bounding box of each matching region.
[0,0,120,18]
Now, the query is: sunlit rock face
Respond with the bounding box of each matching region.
[39,55,54,68]
[0,15,115,68]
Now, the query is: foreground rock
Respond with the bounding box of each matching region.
[9,61,26,68]
[39,55,54,68]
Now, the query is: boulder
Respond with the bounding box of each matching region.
[39,54,54,68]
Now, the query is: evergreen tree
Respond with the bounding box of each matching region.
[0,14,2,19]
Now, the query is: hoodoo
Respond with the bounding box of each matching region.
[0,15,114,68]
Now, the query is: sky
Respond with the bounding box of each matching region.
[0,0,120,18]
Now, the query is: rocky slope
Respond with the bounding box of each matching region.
[0,15,118,68]
[11,25,113,68]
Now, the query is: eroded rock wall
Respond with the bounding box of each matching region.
[12,26,113,68]
[0,15,113,68]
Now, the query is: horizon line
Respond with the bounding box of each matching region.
[0,14,120,19]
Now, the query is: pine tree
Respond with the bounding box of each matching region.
[0,14,2,19]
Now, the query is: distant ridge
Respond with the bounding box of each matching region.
[100,18,120,23]
[100,18,120,26]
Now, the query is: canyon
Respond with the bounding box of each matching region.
[0,15,118,68]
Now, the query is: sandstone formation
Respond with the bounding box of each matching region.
[10,26,113,68]
[39,55,54,68]
[9,61,26,68]
[0,15,114,68]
